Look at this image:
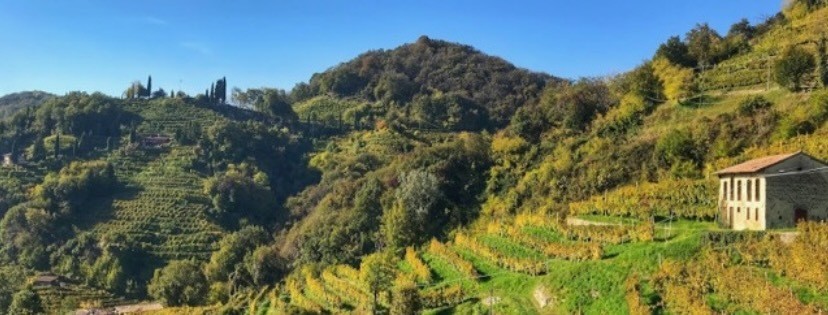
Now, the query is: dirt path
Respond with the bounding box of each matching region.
[565,217,620,227]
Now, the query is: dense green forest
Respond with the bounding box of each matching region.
[0,91,54,119]
[3,1,828,314]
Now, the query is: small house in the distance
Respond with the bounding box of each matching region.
[716,151,828,230]
[2,153,13,167]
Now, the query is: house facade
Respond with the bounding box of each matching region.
[716,151,828,230]
[2,153,12,167]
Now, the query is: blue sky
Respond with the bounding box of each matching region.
[0,1,781,97]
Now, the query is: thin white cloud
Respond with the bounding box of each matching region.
[179,41,213,56]
[143,16,168,26]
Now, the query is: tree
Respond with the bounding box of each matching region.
[204,226,269,283]
[360,251,397,313]
[655,36,694,68]
[218,77,227,103]
[390,276,420,315]
[774,46,816,91]
[817,36,828,88]
[243,245,285,286]
[655,128,698,168]
[152,88,167,99]
[124,81,146,99]
[251,88,298,120]
[652,57,698,102]
[540,79,615,131]
[0,267,27,314]
[28,137,45,160]
[686,23,723,66]
[395,170,442,224]
[7,290,43,315]
[382,170,443,248]
[53,132,60,159]
[148,260,208,307]
[727,18,755,40]
[146,75,152,98]
[203,164,278,224]
[381,202,417,250]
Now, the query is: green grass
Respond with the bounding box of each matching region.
[421,252,477,291]
[575,214,641,225]
[452,247,540,315]
[479,235,545,260]
[421,218,709,314]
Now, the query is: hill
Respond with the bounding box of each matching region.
[291,36,558,130]
[0,91,55,118]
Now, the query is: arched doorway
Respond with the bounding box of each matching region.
[795,208,808,223]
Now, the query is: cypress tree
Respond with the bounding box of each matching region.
[221,77,227,103]
[210,83,215,102]
[10,138,17,161]
[31,137,46,160]
[147,75,152,97]
[54,133,60,159]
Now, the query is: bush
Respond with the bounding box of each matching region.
[148,260,208,307]
[737,96,772,115]
[654,129,698,168]
[774,46,816,91]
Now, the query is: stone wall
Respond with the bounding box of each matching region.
[765,173,828,229]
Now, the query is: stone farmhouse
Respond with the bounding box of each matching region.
[716,151,828,230]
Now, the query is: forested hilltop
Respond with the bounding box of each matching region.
[3,1,828,314]
[0,91,55,119]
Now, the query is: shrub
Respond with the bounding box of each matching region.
[147,260,208,307]
[737,96,772,115]
[654,129,699,169]
[774,46,816,91]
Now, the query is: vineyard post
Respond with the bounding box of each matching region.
[372,288,378,315]
[766,58,771,91]
[489,287,494,315]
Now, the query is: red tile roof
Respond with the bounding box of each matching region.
[715,152,801,175]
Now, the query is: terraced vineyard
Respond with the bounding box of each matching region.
[267,213,667,314]
[123,100,225,135]
[34,282,133,312]
[0,164,47,196]
[89,147,222,261]
[78,101,242,261]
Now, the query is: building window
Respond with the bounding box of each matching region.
[730,177,735,200]
[745,208,749,220]
[737,180,742,201]
[755,178,760,200]
[747,180,752,201]
[755,208,759,221]
[723,182,729,200]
